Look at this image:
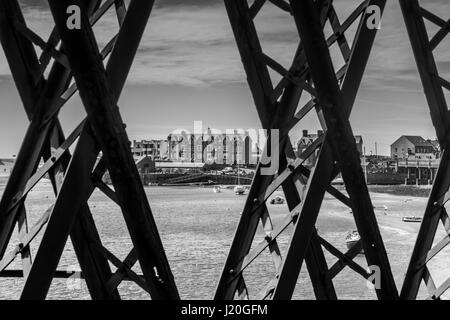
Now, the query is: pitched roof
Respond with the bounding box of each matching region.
[391,135,435,148]
[403,135,433,147]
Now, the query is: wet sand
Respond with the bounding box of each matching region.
[0,178,447,299]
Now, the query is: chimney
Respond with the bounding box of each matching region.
[302,130,308,137]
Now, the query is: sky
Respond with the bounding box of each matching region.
[1,0,450,157]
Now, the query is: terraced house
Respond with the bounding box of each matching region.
[390,135,439,160]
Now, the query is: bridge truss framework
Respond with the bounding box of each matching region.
[0,0,448,300]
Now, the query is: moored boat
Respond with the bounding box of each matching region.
[402,216,422,223]
[234,185,245,195]
[345,230,364,254]
[270,196,285,205]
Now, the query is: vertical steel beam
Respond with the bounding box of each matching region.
[47,0,179,300]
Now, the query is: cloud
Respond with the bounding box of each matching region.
[18,0,47,9]
[154,0,221,9]
[1,1,450,90]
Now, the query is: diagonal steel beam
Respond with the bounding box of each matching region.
[47,0,179,300]
[0,0,120,300]
[20,127,99,299]
[400,0,450,300]
[0,0,43,115]
[8,0,165,299]
[217,0,393,300]
[275,0,397,300]
[280,144,337,300]
[399,1,449,146]
[215,0,333,299]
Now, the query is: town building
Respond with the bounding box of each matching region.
[390,135,438,160]
[131,139,168,160]
[167,128,259,166]
[134,155,156,174]
[427,138,441,158]
[297,130,363,166]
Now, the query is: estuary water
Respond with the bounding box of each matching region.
[0,177,446,299]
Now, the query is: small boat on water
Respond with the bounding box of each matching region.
[270,196,285,205]
[234,185,245,195]
[345,230,364,254]
[402,216,422,223]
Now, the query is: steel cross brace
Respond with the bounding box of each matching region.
[215,0,336,300]
[47,0,179,300]
[274,0,397,300]
[0,0,179,299]
[0,0,119,300]
[215,0,337,300]
[216,0,398,300]
[400,0,450,300]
